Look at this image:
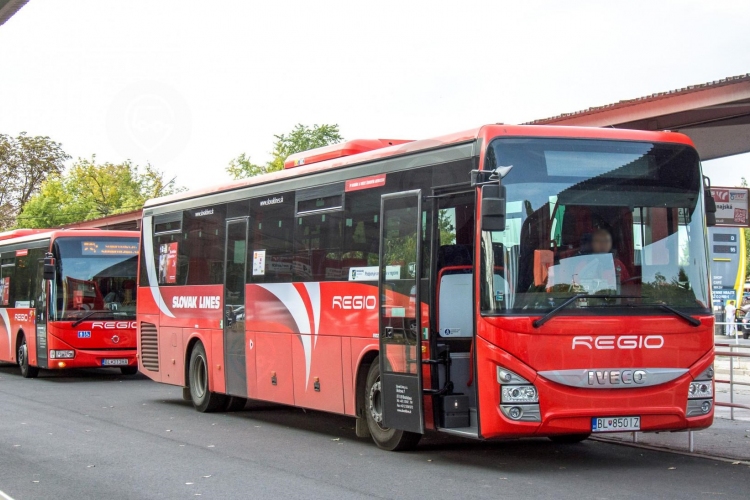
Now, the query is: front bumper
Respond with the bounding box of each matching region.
[475,336,714,439]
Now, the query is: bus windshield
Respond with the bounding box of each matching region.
[480,138,710,316]
[51,237,139,321]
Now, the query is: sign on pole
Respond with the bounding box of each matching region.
[709,187,749,227]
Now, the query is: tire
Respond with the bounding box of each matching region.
[364,356,422,451]
[120,366,139,376]
[18,335,39,379]
[548,434,590,444]
[223,396,247,412]
[188,342,226,412]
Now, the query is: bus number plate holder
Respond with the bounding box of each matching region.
[102,359,129,366]
[591,416,640,432]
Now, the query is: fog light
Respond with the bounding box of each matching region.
[701,400,712,414]
[501,385,539,403]
[508,406,523,420]
[58,361,66,368]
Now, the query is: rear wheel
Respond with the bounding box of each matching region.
[364,356,421,451]
[548,434,590,444]
[18,335,39,379]
[120,366,138,376]
[188,342,226,412]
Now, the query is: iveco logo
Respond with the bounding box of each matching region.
[572,335,664,350]
[332,295,377,310]
[111,335,120,344]
[588,369,647,386]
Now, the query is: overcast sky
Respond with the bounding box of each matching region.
[1,0,748,190]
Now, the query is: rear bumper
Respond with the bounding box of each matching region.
[476,336,714,439]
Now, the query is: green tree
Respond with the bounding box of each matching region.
[16,157,184,228]
[0,132,70,230]
[227,124,343,179]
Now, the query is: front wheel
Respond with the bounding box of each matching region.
[188,342,226,412]
[18,335,39,379]
[120,366,139,376]
[364,356,421,451]
[548,434,590,444]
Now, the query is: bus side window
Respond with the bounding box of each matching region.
[250,193,294,283]
[0,257,14,307]
[343,189,382,273]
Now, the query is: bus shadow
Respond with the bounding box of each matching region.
[189,402,691,472]
[0,364,148,382]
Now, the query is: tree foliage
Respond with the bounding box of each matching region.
[16,157,184,228]
[227,124,343,179]
[0,132,70,230]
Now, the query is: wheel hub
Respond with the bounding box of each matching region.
[368,379,384,426]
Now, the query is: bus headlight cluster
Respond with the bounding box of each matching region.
[686,364,713,417]
[501,385,539,403]
[50,350,75,359]
[497,366,541,422]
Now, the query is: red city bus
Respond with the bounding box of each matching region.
[137,125,715,450]
[0,229,140,377]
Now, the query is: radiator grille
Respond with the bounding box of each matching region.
[140,322,159,372]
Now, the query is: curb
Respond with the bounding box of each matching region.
[591,436,750,466]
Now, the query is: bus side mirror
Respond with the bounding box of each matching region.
[481,184,507,232]
[704,176,717,227]
[43,255,56,281]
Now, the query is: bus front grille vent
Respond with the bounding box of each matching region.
[140,322,159,372]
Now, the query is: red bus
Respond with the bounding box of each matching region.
[137,125,715,450]
[0,229,140,377]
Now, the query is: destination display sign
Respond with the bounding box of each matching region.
[81,241,139,256]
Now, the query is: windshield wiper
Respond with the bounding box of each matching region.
[532,294,642,328]
[532,294,703,329]
[622,302,701,327]
[71,310,111,327]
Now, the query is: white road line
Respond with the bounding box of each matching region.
[0,489,15,500]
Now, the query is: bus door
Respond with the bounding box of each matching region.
[378,191,424,434]
[223,218,249,397]
[35,256,48,369]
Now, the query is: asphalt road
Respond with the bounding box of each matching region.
[1,365,749,500]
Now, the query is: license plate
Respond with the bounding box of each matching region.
[591,416,640,432]
[102,359,129,366]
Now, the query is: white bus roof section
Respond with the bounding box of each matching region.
[527,73,750,161]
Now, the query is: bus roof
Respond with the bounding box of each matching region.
[144,124,697,209]
[0,229,140,247]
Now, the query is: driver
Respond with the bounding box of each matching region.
[590,228,630,282]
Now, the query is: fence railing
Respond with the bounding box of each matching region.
[714,319,748,344]
[714,341,750,420]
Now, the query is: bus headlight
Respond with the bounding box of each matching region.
[501,385,539,403]
[50,350,75,359]
[688,381,712,399]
